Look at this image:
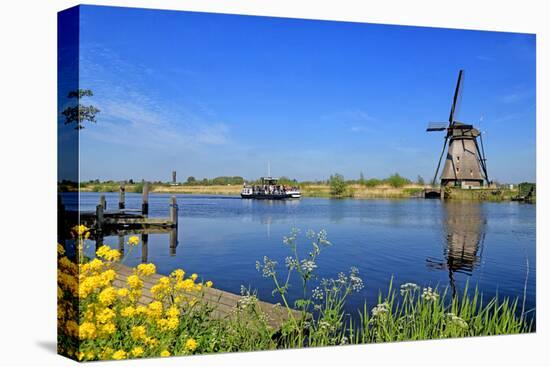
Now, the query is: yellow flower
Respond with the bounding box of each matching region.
[131,325,147,340]
[128,235,140,246]
[175,279,195,291]
[205,280,213,288]
[129,289,142,302]
[171,269,185,279]
[82,258,104,274]
[76,351,85,361]
[146,337,159,347]
[112,350,127,360]
[121,306,136,317]
[185,338,198,352]
[96,308,116,324]
[190,273,198,281]
[57,243,65,255]
[96,245,121,262]
[100,322,116,335]
[78,322,96,340]
[127,274,143,289]
[136,305,147,315]
[166,317,179,330]
[100,347,114,360]
[156,317,179,331]
[147,301,163,319]
[160,350,170,357]
[101,269,116,284]
[137,263,156,276]
[96,245,111,258]
[106,249,121,262]
[98,287,117,305]
[131,347,144,357]
[117,288,129,298]
[166,305,180,318]
[73,224,89,236]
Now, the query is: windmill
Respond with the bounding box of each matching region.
[427,70,490,188]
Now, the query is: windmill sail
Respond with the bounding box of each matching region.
[427,70,490,188]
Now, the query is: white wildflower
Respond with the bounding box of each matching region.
[400,282,420,296]
[421,287,439,301]
[300,259,317,273]
[371,302,389,318]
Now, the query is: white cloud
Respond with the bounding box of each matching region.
[78,44,232,153]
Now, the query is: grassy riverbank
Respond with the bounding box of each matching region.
[58,227,532,361]
[80,182,426,199]
[80,182,527,201]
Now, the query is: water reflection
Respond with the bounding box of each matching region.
[86,227,178,263]
[427,202,486,295]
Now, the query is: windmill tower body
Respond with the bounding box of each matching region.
[427,70,489,188]
[440,124,485,187]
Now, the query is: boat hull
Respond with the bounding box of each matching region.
[241,193,299,200]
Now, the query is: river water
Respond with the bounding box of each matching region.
[77,192,536,318]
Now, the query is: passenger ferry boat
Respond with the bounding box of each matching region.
[241,177,301,199]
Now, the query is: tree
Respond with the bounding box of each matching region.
[186,176,196,184]
[359,171,366,186]
[385,173,411,188]
[329,173,348,197]
[62,89,100,129]
[417,175,425,186]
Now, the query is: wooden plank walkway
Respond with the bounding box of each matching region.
[112,263,302,330]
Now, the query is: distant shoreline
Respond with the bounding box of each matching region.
[77,183,526,201]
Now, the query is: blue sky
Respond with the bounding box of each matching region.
[77,5,536,183]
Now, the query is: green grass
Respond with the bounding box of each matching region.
[250,229,532,349]
[215,280,532,350]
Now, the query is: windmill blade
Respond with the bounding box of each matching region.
[478,132,489,184]
[426,122,448,131]
[448,70,464,126]
[432,135,449,186]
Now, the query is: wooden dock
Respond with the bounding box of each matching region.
[112,263,302,330]
[61,182,178,232]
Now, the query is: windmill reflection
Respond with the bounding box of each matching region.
[427,201,486,296]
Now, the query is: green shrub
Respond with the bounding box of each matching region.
[329,174,348,197]
[385,173,411,188]
[364,178,383,187]
[133,182,144,193]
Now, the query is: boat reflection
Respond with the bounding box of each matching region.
[427,201,486,296]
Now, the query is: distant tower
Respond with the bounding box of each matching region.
[426,70,489,188]
[172,171,177,184]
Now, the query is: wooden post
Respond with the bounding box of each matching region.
[118,234,125,256]
[142,182,149,217]
[169,227,177,256]
[119,185,125,210]
[141,233,149,263]
[96,203,104,231]
[169,196,178,227]
[99,194,107,211]
[95,231,104,252]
